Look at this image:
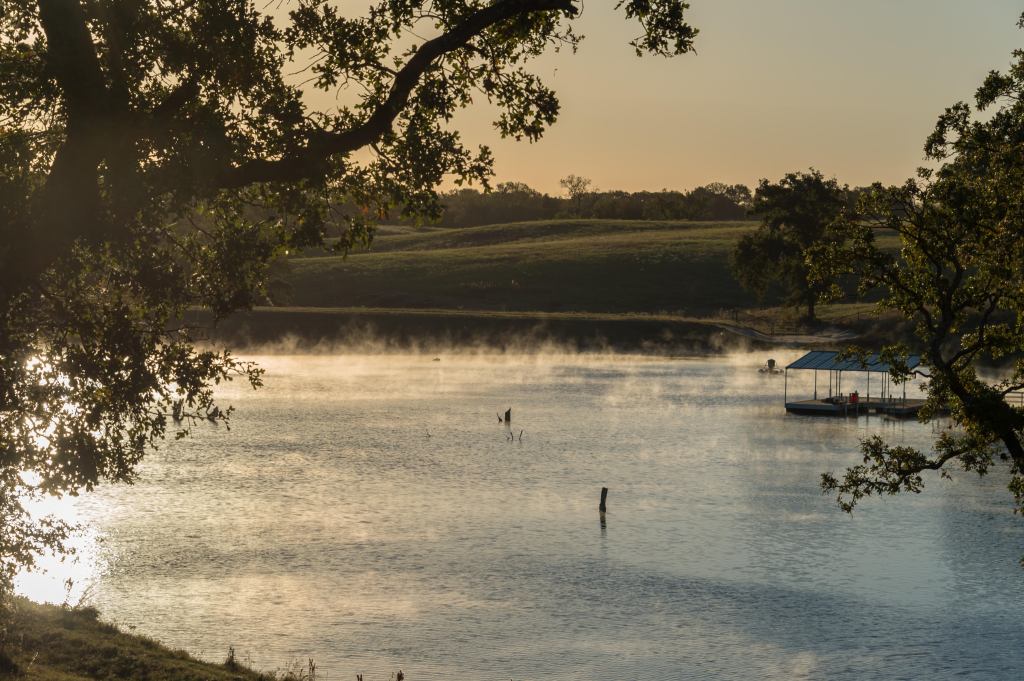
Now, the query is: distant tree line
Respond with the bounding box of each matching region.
[435,179,754,228]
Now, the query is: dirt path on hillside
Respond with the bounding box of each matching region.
[715,323,859,346]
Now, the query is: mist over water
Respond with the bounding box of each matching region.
[17,352,1024,680]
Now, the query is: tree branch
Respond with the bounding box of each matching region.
[822,435,973,512]
[220,0,577,188]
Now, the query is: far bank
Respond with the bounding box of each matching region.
[187,305,908,354]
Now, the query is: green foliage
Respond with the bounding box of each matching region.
[817,21,1024,517]
[0,0,697,607]
[731,169,848,320]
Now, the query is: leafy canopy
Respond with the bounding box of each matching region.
[0,0,697,603]
[731,169,848,320]
[816,23,1024,520]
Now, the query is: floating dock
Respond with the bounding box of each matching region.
[782,350,925,417]
[785,397,927,417]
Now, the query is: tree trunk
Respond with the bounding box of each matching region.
[16,0,114,293]
[805,294,816,322]
[1000,431,1024,470]
[939,352,1024,473]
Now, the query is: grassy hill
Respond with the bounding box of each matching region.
[284,219,760,315]
[224,218,906,350]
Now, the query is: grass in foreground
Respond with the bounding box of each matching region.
[3,598,415,681]
[1,598,281,681]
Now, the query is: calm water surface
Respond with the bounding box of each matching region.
[17,353,1024,679]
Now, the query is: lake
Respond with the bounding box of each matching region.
[16,352,1024,680]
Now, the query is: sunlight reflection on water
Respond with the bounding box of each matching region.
[16,352,1024,680]
[15,490,103,606]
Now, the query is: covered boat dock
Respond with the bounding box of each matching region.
[784,350,925,417]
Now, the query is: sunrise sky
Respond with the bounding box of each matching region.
[438,0,1024,194]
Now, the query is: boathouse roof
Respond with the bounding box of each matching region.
[786,350,921,373]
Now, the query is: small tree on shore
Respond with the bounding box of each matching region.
[731,169,848,321]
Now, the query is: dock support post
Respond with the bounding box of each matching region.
[784,368,788,406]
[599,487,608,513]
[814,370,817,400]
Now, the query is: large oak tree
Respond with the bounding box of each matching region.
[818,27,1024,523]
[0,0,697,610]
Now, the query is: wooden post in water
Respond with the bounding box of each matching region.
[599,487,608,529]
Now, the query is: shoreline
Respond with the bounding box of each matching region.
[187,306,880,355]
